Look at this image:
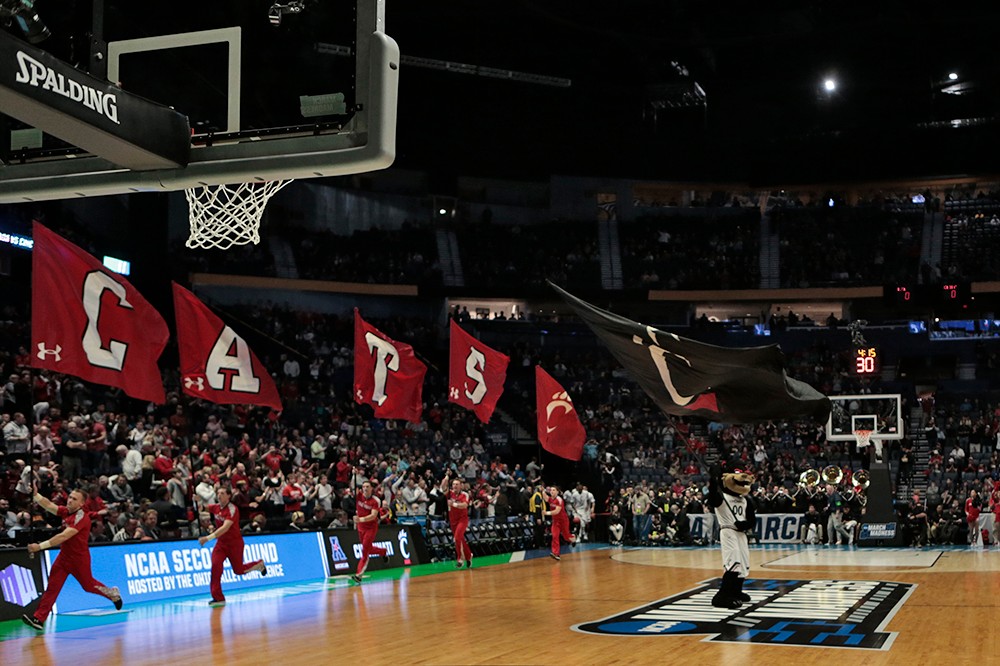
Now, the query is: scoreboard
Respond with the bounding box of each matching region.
[884,283,971,310]
[853,346,880,376]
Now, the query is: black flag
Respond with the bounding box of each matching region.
[551,283,831,424]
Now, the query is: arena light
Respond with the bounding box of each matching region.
[823,79,836,92]
[948,72,959,80]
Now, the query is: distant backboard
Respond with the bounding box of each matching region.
[0,0,397,202]
[825,394,903,441]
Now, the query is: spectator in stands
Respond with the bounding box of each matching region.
[3,412,29,457]
[113,517,141,542]
[0,497,16,536]
[242,514,268,535]
[195,473,217,508]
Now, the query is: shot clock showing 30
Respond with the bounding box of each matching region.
[854,347,880,376]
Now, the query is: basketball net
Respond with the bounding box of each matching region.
[185,180,293,250]
[854,429,883,461]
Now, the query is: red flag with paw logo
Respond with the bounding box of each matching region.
[535,365,586,461]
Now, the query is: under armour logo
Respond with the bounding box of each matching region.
[449,386,460,400]
[36,343,62,362]
[184,376,205,391]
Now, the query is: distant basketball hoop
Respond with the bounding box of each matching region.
[185,180,293,250]
[853,428,873,450]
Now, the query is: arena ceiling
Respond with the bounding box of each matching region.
[8,0,1000,184]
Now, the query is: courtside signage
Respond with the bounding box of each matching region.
[574,578,915,650]
[48,532,326,613]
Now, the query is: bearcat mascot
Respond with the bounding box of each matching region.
[708,464,756,609]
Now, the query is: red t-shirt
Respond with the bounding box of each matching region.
[264,452,283,472]
[356,491,380,528]
[209,503,243,547]
[335,461,351,484]
[153,455,174,480]
[282,484,304,512]
[56,506,91,560]
[548,495,568,522]
[448,491,470,524]
[83,496,106,515]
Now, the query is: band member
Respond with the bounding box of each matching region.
[447,478,473,568]
[23,488,122,630]
[352,480,388,583]
[199,486,267,606]
[543,486,575,561]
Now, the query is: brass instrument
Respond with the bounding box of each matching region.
[853,469,870,489]
[822,465,844,486]
[798,469,820,488]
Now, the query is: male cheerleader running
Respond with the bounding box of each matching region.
[199,485,267,606]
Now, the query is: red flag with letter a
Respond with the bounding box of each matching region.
[448,320,509,423]
[31,222,168,403]
[535,365,586,461]
[172,283,282,410]
[353,309,427,423]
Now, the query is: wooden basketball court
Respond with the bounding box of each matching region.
[2,544,996,665]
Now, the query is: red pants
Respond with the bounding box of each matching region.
[34,552,113,622]
[210,541,262,602]
[452,518,472,562]
[551,517,572,556]
[357,524,387,575]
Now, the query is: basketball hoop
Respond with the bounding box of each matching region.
[185,180,293,250]
[853,429,873,450]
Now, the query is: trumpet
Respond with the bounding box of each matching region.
[799,469,820,488]
[822,465,844,486]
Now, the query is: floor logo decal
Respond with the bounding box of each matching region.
[574,578,915,650]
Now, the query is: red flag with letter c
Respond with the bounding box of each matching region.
[535,365,586,461]
[31,222,168,403]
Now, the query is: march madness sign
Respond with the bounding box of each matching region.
[574,579,915,650]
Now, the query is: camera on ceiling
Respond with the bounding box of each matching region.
[268,1,305,27]
[0,0,50,44]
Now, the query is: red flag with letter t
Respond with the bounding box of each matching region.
[448,320,509,423]
[535,365,586,461]
[354,310,427,423]
[172,283,282,410]
[31,222,169,403]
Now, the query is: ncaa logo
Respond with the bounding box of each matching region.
[328,536,350,571]
[574,578,915,650]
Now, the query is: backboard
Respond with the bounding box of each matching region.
[825,393,903,441]
[0,0,397,202]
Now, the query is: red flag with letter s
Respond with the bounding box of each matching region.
[31,222,168,403]
[535,365,586,461]
[353,310,426,423]
[448,320,509,423]
[171,283,282,410]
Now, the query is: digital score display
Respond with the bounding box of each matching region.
[884,283,971,310]
[854,347,881,375]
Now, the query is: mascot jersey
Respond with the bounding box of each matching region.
[713,493,749,530]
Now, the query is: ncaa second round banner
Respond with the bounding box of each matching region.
[47,532,328,614]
